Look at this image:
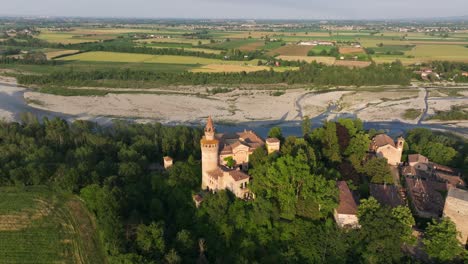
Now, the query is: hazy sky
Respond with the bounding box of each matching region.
[2,0,468,20]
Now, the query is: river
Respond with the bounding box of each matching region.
[1,82,467,138]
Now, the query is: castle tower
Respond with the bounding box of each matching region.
[266,138,280,154]
[201,116,219,190]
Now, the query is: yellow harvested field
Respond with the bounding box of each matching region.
[57,51,256,65]
[270,44,312,56]
[277,55,336,65]
[334,60,371,68]
[45,50,80,59]
[38,33,102,44]
[339,47,365,54]
[191,64,270,73]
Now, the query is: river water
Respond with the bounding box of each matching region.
[1,82,467,138]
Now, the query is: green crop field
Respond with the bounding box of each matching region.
[406,44,468,61]
[0,187,105,264]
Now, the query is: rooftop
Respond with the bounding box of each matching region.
[408,154,428,164]
[370,184,404,208]
[336,181,358,215]
[372,134,395,148]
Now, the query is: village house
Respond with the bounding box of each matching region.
[334,181,359,228]
[443,187,468,245]
[369,134,405,166]
[403,154,465,188]
[200,117,279,199]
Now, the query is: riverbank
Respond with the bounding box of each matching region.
[1,80,467,137]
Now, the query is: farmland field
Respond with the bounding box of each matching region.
[270,44,313,56]
[0,187,105,264]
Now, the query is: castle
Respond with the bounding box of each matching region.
[200,117,280,199]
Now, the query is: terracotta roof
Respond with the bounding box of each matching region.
[336,181,358,215]
[207,168,223,180]
[408,154,428,164]
[163,156,173,162]
[431,163,457,175]
[266,137,280,143]
[435,172,466,187]
[406,177,447,217]
[228,170,250,181]
[372,134,395,148]
[370,184,404,208]
[237,130,265,146]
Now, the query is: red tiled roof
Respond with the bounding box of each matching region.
[207,168,223,179]
[372,134,395,148]
[336,181,358,215]
[408,154,428,164]
[163,156,173,162]
[228,170,250,181]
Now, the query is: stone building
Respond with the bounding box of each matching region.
[370,134,404,165]
[334,181,359,228]
[200,117,279,199]
[443,187,468,245]
[266,138,281,154]
[163,156,173,169]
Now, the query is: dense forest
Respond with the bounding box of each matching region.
[0,115,467,263]
[15,60,412,87]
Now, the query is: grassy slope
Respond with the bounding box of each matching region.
[0,187,106,264]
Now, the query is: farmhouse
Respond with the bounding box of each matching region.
[334,181,359,228]
[201,117,280,199]
[443,187,468,245]
[369,134,404,165]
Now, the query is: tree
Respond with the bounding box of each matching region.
[321,122,342,163]
[301,116,311,136]
[357,197,408,263]
[251,150,338,220]
[267,127,284,142]
[363,158,393,184]
[391,206,416,245]
[423,218,464,262]
[136,222,166,256]
[224,156,236,169]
